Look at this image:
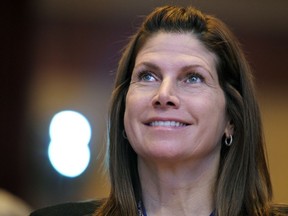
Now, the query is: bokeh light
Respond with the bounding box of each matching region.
[48,110,92,177]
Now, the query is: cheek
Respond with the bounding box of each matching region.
[124,90,146,152]
[193,92,227,129]
[206,95,228,134]
[124,88,148,129]
[125,87,152,113]
[125,89,139,119]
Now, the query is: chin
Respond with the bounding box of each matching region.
[140,147,188,162]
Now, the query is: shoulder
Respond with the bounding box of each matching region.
[30,200,104,216]
[270,204,288,216]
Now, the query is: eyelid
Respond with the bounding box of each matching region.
[183,65,213,81]
[136,70,159,82]
[187,71,204,79]
[182,72,204,84]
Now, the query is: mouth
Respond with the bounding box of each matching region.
[147,121,189,127]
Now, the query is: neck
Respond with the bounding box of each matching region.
[138,154,219,216]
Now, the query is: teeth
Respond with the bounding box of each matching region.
[149,121,186,127]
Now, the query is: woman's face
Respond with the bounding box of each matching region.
[124,32,232,163]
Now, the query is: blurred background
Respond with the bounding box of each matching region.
[1,0,288,213]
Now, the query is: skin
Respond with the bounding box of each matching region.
[124,32,233,216]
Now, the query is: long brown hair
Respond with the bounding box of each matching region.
[95,5,275,216]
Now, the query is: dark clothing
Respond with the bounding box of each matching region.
[30,200,101,216]
[30,200,288,216]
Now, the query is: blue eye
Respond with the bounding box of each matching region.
[138,71,157,82]
[185,73,204,84]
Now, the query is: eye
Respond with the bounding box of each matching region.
[137,71,157,82]
[184,73,204,84]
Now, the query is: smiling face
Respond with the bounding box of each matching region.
[124,32,232,163]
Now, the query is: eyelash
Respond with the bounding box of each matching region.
[137,71,157,82]
[136,70,205,84]
[185,72,204,84]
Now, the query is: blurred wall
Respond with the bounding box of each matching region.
[2,0,287,210]
[1,0,34,206]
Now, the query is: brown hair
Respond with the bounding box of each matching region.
[95,5,281,216]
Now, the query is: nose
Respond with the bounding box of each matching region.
[152,79,180,109]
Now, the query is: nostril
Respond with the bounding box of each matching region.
[154,101,161,106]
[153,100,177,108]
[166,101,176,106]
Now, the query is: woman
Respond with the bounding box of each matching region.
[31,5,288,216]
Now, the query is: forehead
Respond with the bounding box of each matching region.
[135,32,218,70]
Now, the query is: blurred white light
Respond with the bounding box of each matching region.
[48,110,92,178]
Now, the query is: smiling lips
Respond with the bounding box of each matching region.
[148,121,188,127]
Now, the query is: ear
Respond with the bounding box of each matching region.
[224,120,234,137]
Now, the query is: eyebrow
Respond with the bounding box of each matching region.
[134,62,160,71]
